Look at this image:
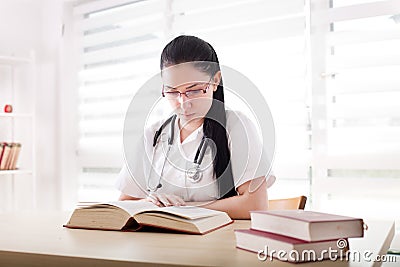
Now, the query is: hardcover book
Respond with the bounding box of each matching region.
[235,229,348,263]
[250,210,364,242]
[65,200,233,235]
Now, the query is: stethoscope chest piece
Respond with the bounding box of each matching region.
[186,165,202,183]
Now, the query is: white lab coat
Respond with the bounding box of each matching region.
[115,110,274,201]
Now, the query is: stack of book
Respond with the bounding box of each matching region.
[0,142,22,170]
[235,210,365,263]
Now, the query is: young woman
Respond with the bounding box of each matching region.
[116,35,275,219]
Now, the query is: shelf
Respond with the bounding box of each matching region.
[0,52,36,210]
[0,113,33,118]
[0,170,33,175]
[0,56,31,66]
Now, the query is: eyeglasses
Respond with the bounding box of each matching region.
[162,78,213,100]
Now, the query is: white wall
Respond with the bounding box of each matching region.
[0,0,68,211]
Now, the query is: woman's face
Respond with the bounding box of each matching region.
[162,64,221,126]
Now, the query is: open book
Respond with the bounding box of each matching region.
[64,201,233,235]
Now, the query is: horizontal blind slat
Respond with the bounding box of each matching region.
[73,0,137,15]
[179,16,306,46]
[82,39,163,66]
[326,153,400,169]
[327,30,400,46]
[173,0,303,15]
[79,0,164,31]
[79,61,158,83]
[327,54,400,71]
[173,1,304,32]
[316,0,400,23]
[327,79,400,94]
[83,19,164,48]
[329,104,400,118]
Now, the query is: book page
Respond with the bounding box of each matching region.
[150,206,224,220]
[83,202,226,220]
[101,200,159,216]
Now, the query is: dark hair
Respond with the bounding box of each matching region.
[160,35,236,199]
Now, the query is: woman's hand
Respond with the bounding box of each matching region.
[144,192,186,207]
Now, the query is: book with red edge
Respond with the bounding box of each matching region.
[0,142,12,170]
[235,229,348,263]
[64,200,233,235]
[0,143,5,168]
[250,210,364,242]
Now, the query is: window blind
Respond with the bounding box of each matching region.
[72,0,311,201]
[172,0,311,201]
[170,0,311,200]
[73,0,168,201]
[311,0,400,225]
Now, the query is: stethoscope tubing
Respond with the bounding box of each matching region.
[147,115,209,192]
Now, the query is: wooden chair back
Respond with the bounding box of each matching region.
[268,196,307,210]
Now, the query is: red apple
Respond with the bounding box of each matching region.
[4,104,13,113]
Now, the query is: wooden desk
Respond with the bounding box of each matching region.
[0,212,395,267]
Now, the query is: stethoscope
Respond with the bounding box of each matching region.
[147,114,210,192]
